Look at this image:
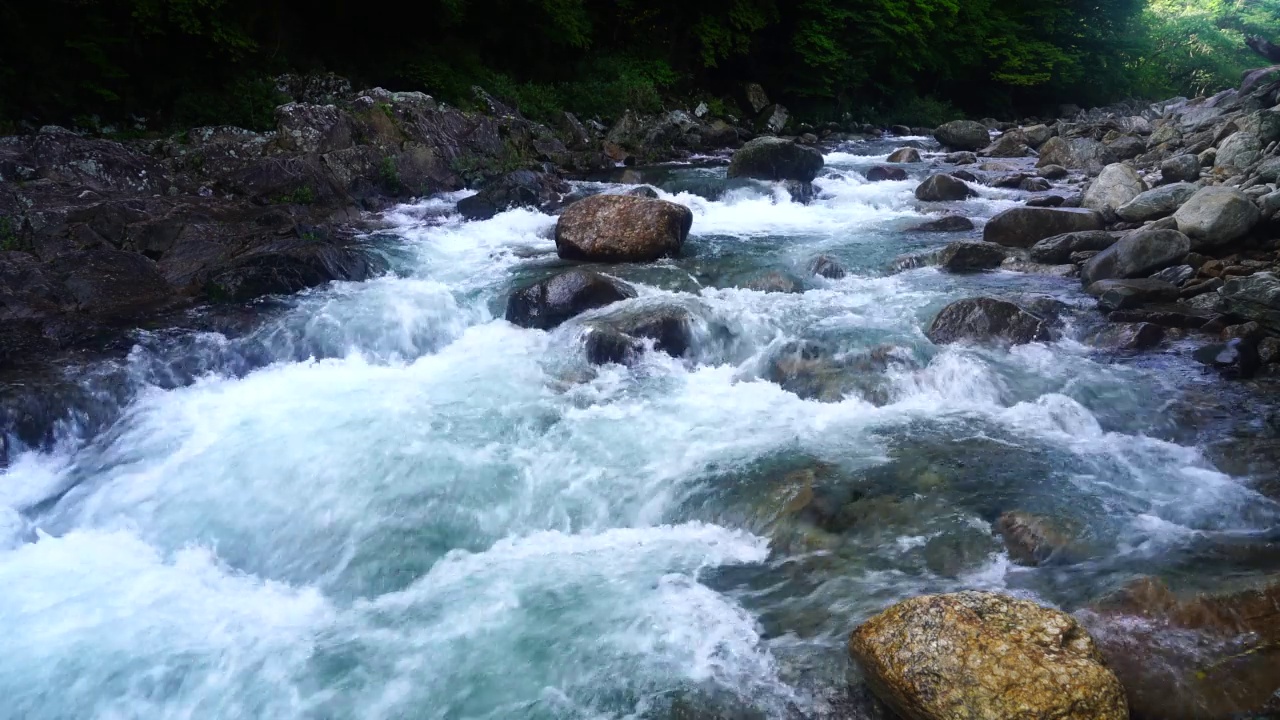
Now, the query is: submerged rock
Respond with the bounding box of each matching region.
[886,147,921,163]
[1086,577,1280,720]
[584,305,694,364]
[810,255,847,279]
[984,207,1104,248]
[850,592,1128,720]
[1193,338,1261,378]
[505,270,635,330]
[865,165,909,182]
[555,194,693,262]
[727,136,824,182]
[926,298,1049,345]
[995,511,1077,566]
[914,174,975,202]
[765,342,918,405]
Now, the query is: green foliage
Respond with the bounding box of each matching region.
[275,185,315,206]
[379,156,402,193]
[0,216,18,251]
[0,0,1276,130]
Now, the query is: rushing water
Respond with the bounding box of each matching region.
[2,138,1279,719]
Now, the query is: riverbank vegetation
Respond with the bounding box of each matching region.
[1,0,1278,131]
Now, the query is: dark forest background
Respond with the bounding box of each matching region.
[2,0,1278,131]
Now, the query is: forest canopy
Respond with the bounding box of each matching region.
[1,0,1278,130]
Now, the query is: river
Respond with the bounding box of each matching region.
[0,137,1276,719]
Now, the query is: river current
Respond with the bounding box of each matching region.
[1,137,1277,719]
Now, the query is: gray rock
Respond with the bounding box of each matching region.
[1160,154,1201,183]
[1236,109,1280,144]
[1087,322,1165,351]
[1029,230,1117,264]
[865,166,908,182]
[1255,157,1280,182]
[915,174,976,202]
[1080,228,1191,285]
[1106,136,1145,160]
[1022,124,1052,148]
[926,298,1049,345]
[727,137,824,182]
[1193,338,1260,379]
[811,255,846,279]
[913,216,975,232]
[1038,165,1069,180]
[1215,131,1263,173]
[1020,177,1052,192]
[1083,163,1146,214]
[1219,272,1280,334]
[745,83,770,114]
[1088,278,1180,311]
[1260,190,1280,219]
[937,242,1009,272]
[981,130,1031,158]
[505,270,635,330]
[944,151,977,165]
[984,207,1104,248]
[1173,186,1261,248]
[756,104,790,134]
[1026,195,1066,207]
[1151,264,1196,286]
[935,120,990,151]
[1115,183,1198,223]
[886,147,922,163]
[1037,137,1117,174]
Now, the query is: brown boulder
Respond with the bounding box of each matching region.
[555,194,693,262]
[851,592,1128,720]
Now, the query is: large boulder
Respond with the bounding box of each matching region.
[1214,131,1262,173]
[505,270,635,330]
[984,207,1104,248]
[934,120,990,151]
[726,137,824,182]
[1115,183,1198,223]
[850,592,1128,720]
[1037,137,1118,175]
[1219,272,1280,334]
[1083,163,1146,214]
[1107,135,1146,160]
[1029,230,1118,264]
[914,174,975,202]
[456,171,570,220]
[1160,154,1201,184]
[926,298,1050,345]
[1172,186,1261,249]
[555,194,693,262]
[755,104,790,134]
[1237,108,1280,144]
[1080,228,1191,285]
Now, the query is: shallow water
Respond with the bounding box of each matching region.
[2,137,1278,719]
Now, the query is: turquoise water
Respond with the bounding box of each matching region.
[0,138,1276,719]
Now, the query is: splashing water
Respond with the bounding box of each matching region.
[1,138,1277,719]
